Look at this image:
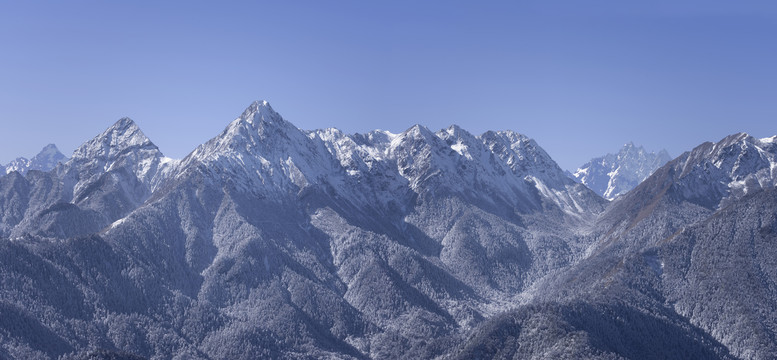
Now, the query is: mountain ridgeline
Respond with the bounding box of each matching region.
[572,143,673,200]
[1,144,68,176]
[0,101,775,359]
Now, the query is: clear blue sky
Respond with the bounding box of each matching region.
[1,1,776,170]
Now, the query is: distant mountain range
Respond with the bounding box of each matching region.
[1,144,67,176]
[0,101,775,359]
[571,143,672,200]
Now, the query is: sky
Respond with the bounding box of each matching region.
[1,1,776,170]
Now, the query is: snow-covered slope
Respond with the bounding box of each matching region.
[573,143,671,200]
[1,144,67,176]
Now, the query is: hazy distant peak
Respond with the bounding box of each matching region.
[574,143,672,200]
[39,143,60,153]
[29,143,67,172]
[1,143,68,176]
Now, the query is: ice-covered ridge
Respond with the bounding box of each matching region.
[175,101,601,216]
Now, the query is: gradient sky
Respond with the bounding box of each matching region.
[1,1,776,170]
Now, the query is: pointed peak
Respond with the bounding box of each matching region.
[25,143,68,173]
[188,100,310,164]
[246,99,271,111]
[88,117,147,146]
[99,117,147,142]
[33,143,65,160]
[240,100,275,119]
[231,100,292,132]
[405,124,433,136]
[71,117,158,161]
[110,117,139,131]
[439,124,474,140]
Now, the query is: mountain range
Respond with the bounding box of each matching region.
[1,144,68,176]
[0,101,775,359]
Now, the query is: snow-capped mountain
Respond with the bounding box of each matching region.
[600,132,777,231]
[480,132,777,359]
[669,133,777,207]
[0,118,173,239]
[62,117,173,192]
[572,143,671,200]
[1,144,67,176]
[0,101,776,359]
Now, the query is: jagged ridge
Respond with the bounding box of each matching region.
[573,142,672,200]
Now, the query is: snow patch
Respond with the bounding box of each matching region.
[450,142,473,160]
[760,135,777,144]
[160,156,175,165]
[110,217,128,229]
[574,167,589,178]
